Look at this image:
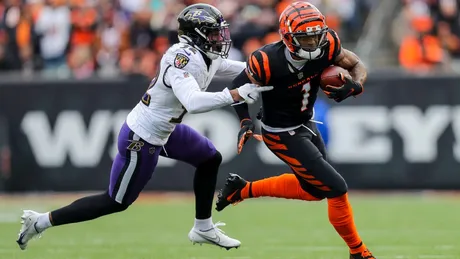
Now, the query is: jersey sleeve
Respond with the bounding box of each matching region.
[165,66,234,114]
[326,29,342,62]
[216,58,246,79]
[246,49,271,85]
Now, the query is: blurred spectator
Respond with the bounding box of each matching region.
[399,1,449,73]
[119,9,158,78]
[67,0,98,78]
[95,0,130,77]
[34,0,71,77]
[1,0,30,71]
[433,0,460,58]
[0,0,372,79]
[397,0,460,73]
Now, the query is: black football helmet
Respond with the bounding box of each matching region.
[177,4,231,59]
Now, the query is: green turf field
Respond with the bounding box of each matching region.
[1,192,459,259]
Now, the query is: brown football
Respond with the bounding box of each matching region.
[320,66,350,89]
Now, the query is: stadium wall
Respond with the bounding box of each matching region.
[1,74,460,192]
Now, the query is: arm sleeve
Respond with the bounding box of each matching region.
[166,66,234,114]
[216,59,246,79]
[230,70,253,121]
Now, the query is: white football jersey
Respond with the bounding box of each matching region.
[126,42,245,145]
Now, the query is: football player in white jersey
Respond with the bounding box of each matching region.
[16,3,272,251]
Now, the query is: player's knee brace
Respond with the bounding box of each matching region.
[197,150,222,174]
[308,157,348,198]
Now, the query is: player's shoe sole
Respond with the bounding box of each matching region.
[215,173,248,212]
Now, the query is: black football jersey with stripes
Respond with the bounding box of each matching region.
[247,29,342,128]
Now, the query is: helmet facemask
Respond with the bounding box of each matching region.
[287,24,328,60]
[194,21,232,60]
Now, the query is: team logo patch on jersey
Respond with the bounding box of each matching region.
[174,53,190,69]
[183,71,190,78]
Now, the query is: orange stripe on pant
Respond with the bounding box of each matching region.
[271,148,331,192]
[262,135,287,150]
[274,152,302,167]
[265,133,280,140]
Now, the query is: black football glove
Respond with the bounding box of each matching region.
[237,119,262,154]
[323,73,363,103]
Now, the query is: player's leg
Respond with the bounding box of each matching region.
[161,124,240,249]
[215,127,327,211]
[17,122,161,250]
[309,124,375,259]
[216,119,333,206]
[217,123,374,258]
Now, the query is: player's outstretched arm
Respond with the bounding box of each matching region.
[168,67,235,113]
[168,67,271,114]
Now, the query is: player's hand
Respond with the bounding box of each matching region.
[237,83,274,104]
[237,119,262,154]
[323,74,363,103]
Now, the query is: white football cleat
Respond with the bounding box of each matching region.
[188,222,241,250]
[16,210,43,250]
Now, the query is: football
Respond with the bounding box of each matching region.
[320,66,350,89]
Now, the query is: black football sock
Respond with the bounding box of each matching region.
[50,191,128,226]
[194,151,222,220]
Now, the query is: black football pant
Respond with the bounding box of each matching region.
[261,121,348,199]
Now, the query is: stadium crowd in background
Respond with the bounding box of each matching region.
[0,0,373,79]
[397,0,460,72]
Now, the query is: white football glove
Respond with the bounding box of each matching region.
[236,83,274,104]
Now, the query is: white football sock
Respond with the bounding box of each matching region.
[35,212,52,232]
[194,217,213,231]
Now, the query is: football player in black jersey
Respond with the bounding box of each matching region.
[216,2,375,259]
